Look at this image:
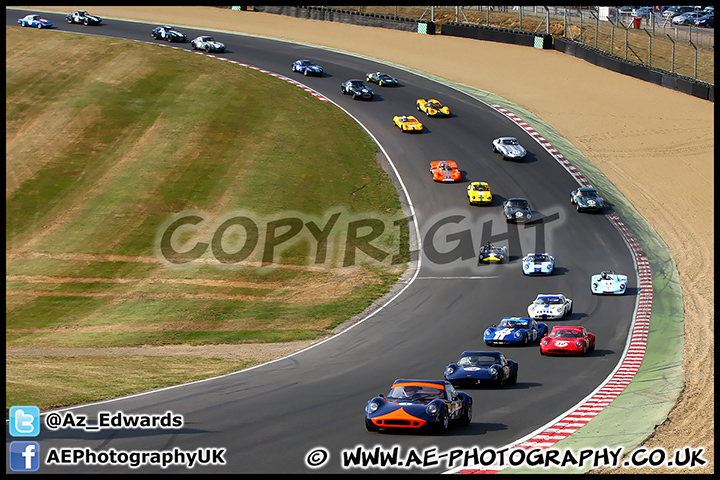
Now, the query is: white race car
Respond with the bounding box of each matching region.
[521,252,554,275]
[591,271,627,295]
[492,137,527,160]
[191,36,226,53]
[527,294,573,320]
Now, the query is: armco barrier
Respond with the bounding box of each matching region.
[441,22,552,49]
[554,38,713,102]
[253,6,435,34]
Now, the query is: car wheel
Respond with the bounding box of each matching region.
[365,419,379,432]
[436,408,450,432]
[67,18,72,23]
[84,18,89,25]
[460,400,472,426]
[304,69,308,76]
[37,23,43,29]
[507,370,518,385]
[523,334,529,345]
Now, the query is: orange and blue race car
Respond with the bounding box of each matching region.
[430,160,461,182]
[365,379,472,432]
[540,326,595,355]
[467,181,492,205]
[393,115,424,132]
[416,98,451,117]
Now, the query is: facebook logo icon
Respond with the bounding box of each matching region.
[9,441,41,472]
[9,406,40,437]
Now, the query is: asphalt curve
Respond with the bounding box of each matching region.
[6,10,638,474]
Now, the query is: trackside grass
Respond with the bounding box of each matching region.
[5,27,408,412]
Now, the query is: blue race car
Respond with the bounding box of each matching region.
[591,271,627,294]
[484,317,548,346]
[444,351,518,388]
[365,379,472,432]
[18,14,53,28]
[291,59,323,76]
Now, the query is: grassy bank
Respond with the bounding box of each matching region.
[5,27,408,412]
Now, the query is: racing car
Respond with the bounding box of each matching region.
[430,161,461,183]
[477,242,508,264]
[540,326,595,356]
[444,351,518,388]
[18,14,53,28]
[527,294,573,320]
[393,115,424,132]
[591,271,627,295]
[484,317,548,346]
[340,79,374,100]
[492,137,527,160]
[190,36,226,53]
[521,252,554,275]
[365,71,398,87]
[291,59,323,76]
[66,11,101,25]
[467,181,492,205]
[570,187,604,212]
[416,98,450,117]
[365,379,472,432]
[503,198,532,223]
[151,26,187,42]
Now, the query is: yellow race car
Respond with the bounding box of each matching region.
[467,181,492,205]
[393,115,424,132]
[416,98,450,117]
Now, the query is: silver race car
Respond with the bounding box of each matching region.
[492,137,527,160]
[191,36,226,53]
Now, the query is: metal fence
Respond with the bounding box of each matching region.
[348,6,714,85]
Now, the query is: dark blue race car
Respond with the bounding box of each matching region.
[444,351,518,388]
[291,59,323,76]
[365,379,472,433]
[484,317,548,346]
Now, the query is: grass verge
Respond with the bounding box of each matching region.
[5,27,408,413]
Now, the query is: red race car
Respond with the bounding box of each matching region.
[540,326,595,356]
[430,160,461,182]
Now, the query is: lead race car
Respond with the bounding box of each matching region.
[540,326,595,356]
[484,317,548,346]
[444,351,518,388]
[521,252,554,275]
[365,71,399,87]
[527,294,573,320]
[591,270,627,294]
[365,379,472,432]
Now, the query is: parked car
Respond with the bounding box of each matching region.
[673,11,703,25]
[695,14,714,28]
